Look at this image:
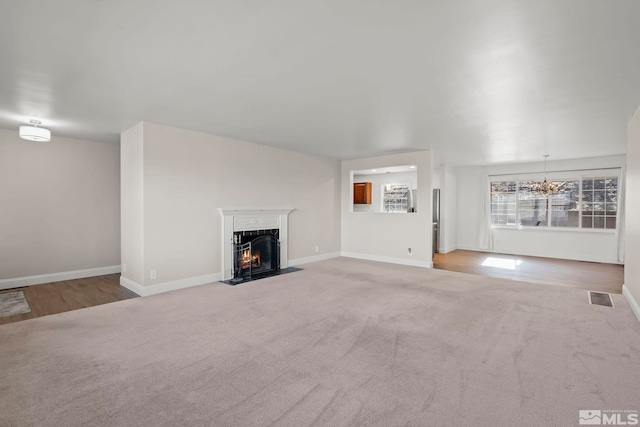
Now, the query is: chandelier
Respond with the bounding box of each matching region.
[532,155,557,194]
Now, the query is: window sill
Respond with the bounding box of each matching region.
[491,225,615,233]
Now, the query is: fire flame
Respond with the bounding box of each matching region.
[241,249,260,269]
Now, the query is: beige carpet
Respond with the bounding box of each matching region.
[1,257,639,426]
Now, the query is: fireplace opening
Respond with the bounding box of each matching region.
[233,229,280,281]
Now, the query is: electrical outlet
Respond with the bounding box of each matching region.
[150,269,157,279]
[408,248,412,255]
[122,263,127,273]
[315,245,319,253]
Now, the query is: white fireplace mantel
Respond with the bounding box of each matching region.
[218,208,293,280]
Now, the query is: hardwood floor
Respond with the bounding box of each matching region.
[434,250,624,294]
[0,274,138,325]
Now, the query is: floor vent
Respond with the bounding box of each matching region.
[588,291,614,308]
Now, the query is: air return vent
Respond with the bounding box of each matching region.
[588,291,614,308]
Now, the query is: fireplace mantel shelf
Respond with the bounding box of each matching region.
[218,208,294,216]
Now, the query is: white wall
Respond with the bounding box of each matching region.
[341,151,432,267]
[352,171,417,213]
[439,165,457,253]
[120,122,341,291]
[432,168,441,189]
[624,107,640,319]
[121,123,145,285]
[0,128,120,284]
[432,164,458,254]
[456,155,625,264]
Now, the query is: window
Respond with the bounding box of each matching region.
[490,181,516,225]
[383,183,410,212]
[581,177,617,229]
[518,181,549,226]
[549,180,580,227]
[490,175,617,230]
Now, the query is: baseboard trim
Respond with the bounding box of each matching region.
[340,252,432,268]
[120,273,222,297]
[622,285,640,324]
[438,246,457,254]
[289,252,341,267]
[119,276,145,296]
[0,265,121,291]
[455,245,622,265]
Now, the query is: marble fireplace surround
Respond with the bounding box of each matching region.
[218,208,293,280]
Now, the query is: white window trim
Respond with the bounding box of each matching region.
[490,174,619,231]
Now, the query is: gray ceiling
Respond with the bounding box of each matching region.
[1,0,639,165]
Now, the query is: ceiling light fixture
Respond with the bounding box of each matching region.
[19,120,51,142]
[541,154,557,193]
[533,154,557,194]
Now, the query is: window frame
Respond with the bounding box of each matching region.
[490,174,619,232]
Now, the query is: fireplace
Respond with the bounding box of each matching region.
[233,229,280,280]
[218,209,293,281]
